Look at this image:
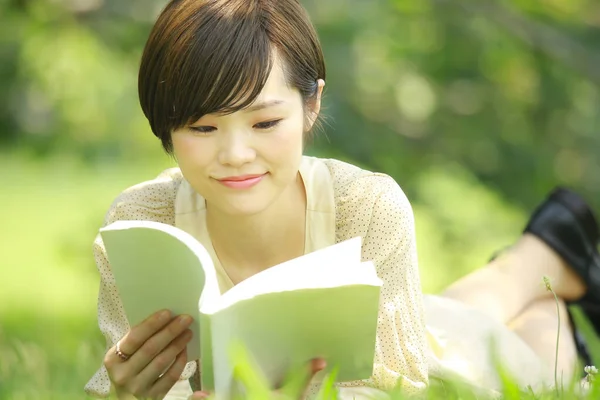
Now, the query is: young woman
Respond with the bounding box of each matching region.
[84,0,600,399]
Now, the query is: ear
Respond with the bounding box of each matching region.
[306,79,325,131]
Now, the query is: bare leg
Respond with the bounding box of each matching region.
[442,233,586,325]
[507,297,579,382]
[440,233,587,381]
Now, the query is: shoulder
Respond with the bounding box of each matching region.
[320,157,410,213]
[102,167,184,226]
[317,157,413,240]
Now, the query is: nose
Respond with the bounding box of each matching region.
[217,130,256,167]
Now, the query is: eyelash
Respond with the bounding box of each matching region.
[254,119,282,130]
[189,119,282,135]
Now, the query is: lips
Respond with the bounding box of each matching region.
[216,173,267,189]
[218,174,265,182]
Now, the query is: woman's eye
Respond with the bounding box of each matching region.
[189,126,216,134]
[254,119,282,130]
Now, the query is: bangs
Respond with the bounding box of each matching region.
[140,0,274,145]
[139,0,326,154]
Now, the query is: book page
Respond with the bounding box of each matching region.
[100,220,221,361]
[205,237,382,314]
[208,284,381,395]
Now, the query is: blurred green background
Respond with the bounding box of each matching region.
[1,0,599,398]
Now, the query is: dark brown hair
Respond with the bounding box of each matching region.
[138,0,326,154]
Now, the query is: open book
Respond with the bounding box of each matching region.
[100,220,382,394]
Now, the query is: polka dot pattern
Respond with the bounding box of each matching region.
[84,159,428,398]
[325,159,428,395]
[84,168,199,398]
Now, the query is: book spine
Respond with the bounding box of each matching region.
[200,313,215,391]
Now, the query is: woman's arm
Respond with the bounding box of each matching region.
[85,234,198,399]
[84,178,197,398]
[336,175,429,395]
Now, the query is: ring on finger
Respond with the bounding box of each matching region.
[115,340,132,361]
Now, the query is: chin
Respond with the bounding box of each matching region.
[204,177,293,217]
[214,191,276,216]
[222,201,272,216]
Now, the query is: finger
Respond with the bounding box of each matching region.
[105,310,173,372]
[188,391,211,399]
[127,314,193,373]
[300,358,327,399]
[146,347,189,399]
[279,358,327,399]
[119,310,173,356]
[309,358,327,375]
[137,328,193,389]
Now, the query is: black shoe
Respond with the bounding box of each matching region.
[524,187,600,332]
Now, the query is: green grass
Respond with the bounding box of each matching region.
[0,151,174,399]
[1,152,599,399]
[213,343,600,399]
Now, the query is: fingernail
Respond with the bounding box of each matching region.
[158,310,171,322]
[312,358,327,371]
[179,315,193,326]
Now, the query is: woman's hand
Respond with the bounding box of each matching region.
[188,358,327,399]
[103,309,194,400]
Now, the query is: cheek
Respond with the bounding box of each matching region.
[263,123,304,181]
[273,129,303,153]
[172,134,213,170]
[269,117,305,156]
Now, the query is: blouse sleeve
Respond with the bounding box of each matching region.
[335,174,428,396]
[84,174,197,398]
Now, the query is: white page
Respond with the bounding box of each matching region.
[204,237,380,313]
[209,284,382,397]
[100,220,221,360]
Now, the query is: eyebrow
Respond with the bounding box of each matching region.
[244,100,286,113]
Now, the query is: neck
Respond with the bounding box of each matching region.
[206,174,306,279]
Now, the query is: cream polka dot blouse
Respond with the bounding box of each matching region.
[84,156,429,398]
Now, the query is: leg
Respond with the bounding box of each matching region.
[507,297,579,382]
[435,187,600,386]
[441,233,586,325]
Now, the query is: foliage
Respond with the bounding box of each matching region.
[2,0,600,203]
[1,0,600,399]
[2,0,600,285]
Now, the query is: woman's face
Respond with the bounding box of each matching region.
[172,55,323,216]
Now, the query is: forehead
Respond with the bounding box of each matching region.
[197,55,300,121]
[247,54,297,104]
